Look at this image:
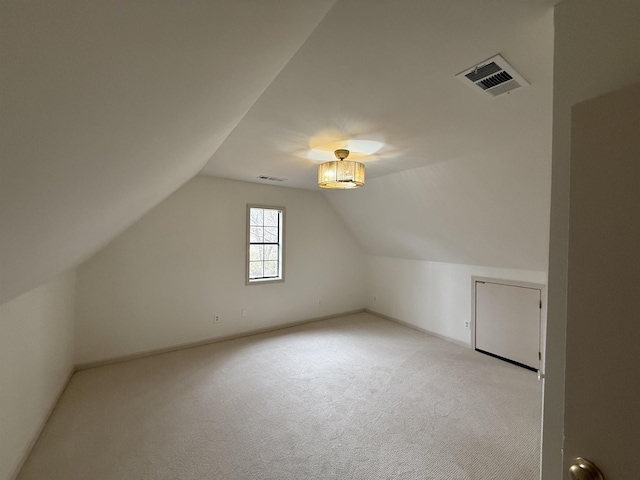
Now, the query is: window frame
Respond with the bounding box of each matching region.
[245,204,285,285]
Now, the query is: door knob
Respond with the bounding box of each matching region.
[569,457,605,480]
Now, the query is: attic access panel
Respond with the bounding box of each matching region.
[456,54,529,97]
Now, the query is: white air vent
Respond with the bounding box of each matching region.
[257,175,287,182]
[456,54,529,97]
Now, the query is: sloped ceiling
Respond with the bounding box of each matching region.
[202,0,555,271]
[202,0,555,188]
[0,0,336,303]
[1,0,555,304]
[323,143,551,272]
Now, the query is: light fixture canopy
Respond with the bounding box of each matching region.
[318,149,365,189]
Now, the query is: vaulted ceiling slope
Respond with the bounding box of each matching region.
[1,1,556,304]
[0,0,336,304]
[202,0,555,271]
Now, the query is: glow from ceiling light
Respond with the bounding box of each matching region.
[306,149,336,162]
[306,139,385,162]
[345,139,384,155]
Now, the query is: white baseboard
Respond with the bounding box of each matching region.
[365,309,471,348]
[75,309,366,371]
[16,309,466,478]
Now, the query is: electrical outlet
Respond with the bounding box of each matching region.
[215,315,220,323]
[464,321,470,330]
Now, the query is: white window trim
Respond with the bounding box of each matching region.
[246,204,285,285]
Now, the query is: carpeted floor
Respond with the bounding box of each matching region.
[18,313,542,479]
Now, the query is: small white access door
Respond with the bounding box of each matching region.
[473,279,542,371]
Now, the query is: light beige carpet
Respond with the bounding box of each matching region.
[18,313,542,479]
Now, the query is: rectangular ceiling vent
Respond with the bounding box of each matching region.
[257,175,287,182]
[456,54,529,97]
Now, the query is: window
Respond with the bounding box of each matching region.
[246,205,285,284]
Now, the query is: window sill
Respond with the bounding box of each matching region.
[246,277,284,286]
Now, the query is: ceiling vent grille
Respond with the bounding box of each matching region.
[456,54,529,97]
[257,175,287,182]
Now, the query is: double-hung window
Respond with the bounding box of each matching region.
[246,205,285,284]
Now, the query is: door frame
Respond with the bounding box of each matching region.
[471,277,547,374]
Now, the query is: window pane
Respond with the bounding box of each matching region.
[249,245,263,261]
[264,226,278,243]
[249,262,263,279]
[264,244,278,261]
[249,208,263,226]
[247,205,284,283]
[249,227,263,243]
[264,261,278,277]
[263,209,279,227]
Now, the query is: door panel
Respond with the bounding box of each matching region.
[563,82,640,479]
[475,281,541,370]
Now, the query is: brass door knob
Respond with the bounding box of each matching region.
[569,457,605,480]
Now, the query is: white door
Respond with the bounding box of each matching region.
[474,280,542,371]
[562,82,640,479]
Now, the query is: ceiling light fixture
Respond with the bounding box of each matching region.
[318,149,365,189]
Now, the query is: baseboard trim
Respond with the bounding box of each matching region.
[75,309,366,371]
[16,309,462,477]
[365,309,471,348]
[10,365,75,480]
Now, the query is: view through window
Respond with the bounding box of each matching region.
[247,205,284,283]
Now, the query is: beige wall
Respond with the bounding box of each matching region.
[0,271,76,480]
[365,256,545,345]
[544,0,640,478]
[75,175,366,365]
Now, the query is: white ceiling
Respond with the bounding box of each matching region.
[202,0,556,189]
[0,0,556,303]
[0,0,336,303]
